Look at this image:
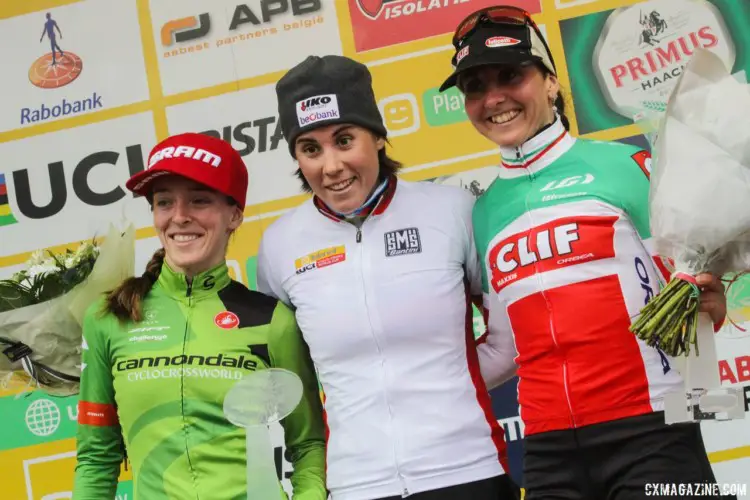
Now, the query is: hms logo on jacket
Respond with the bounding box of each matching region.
[384,227,421,257]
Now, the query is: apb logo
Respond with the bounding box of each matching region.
[384,227,421,257]
[161,13,211,46]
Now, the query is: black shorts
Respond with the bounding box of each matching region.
[523,411,737,500]
[376,474,521,500]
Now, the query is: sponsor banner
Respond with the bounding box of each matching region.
[0,389,296,499]
[368,48,498,168]
[165,84,299,207]
[0,0,149,133]
[559,0,750,135]
[345,0,542,53]
[0,391,79,451]
[0,112,155,256]
[150,0,343,95]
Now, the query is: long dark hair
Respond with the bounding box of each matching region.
[539,65,571,131]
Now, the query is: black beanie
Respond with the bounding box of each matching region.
[276,55,388,157]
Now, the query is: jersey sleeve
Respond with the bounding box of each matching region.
[267,301,327,500]
[471,197,519,390]
[618,147,673,284]
[455,188,483,297]
[72,303,124,500]
[257,231,292,307]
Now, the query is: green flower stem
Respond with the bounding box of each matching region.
[631,278,705,357]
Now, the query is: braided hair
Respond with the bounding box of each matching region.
[104,248,166,322]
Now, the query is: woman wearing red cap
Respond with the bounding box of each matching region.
[257,55,521,500]
[72,133,327,500]
[440,6,732,499]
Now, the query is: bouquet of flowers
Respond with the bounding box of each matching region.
[630,48,750,358]
[0,224,135,396]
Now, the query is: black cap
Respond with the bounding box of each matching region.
[439,21,556,92]
[276,55,388,157]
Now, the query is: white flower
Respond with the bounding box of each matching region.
[28,250,45,266]
[27,262,60,279]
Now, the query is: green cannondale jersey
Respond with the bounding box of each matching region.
[72,261,327,500]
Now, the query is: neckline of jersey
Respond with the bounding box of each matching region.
[499,115,572,170]
[313,174,398,223]
[156,260,231,299]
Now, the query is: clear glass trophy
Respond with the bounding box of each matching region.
[663,313,745,424]
[223,368,304,500]
[628,51,748,426]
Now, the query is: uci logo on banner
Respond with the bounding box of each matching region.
[294,245,346,274]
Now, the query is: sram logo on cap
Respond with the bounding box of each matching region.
[149,145,222,169]
[485,36,521,48]
[297,94,340,127]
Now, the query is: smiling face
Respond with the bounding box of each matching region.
[151,175,243,277]
[382,96,417,133]
[460,63,559,148]
[295,123,385,214]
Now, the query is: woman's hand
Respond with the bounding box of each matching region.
[695,273,727,327]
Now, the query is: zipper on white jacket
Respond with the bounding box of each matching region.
[354,218,408,496]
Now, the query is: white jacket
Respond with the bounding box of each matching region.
[257,178,511,500]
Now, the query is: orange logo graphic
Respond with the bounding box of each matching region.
[28,52,83,89]
[161,13,211,46]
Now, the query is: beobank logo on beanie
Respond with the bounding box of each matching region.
[296,94,340,127]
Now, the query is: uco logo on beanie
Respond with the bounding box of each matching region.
[296,94,340,127]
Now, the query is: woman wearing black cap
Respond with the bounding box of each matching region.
[440,5,732,500]
[256,55,522,500]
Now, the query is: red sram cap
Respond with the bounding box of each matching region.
[126,133,249,210]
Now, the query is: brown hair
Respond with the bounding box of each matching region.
[295,146,402,193]
[105,248,166,323]
[539,65,571,131]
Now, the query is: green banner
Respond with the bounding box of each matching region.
[422,86,468,127]
[560,0,750,135]
[0,390,79,451]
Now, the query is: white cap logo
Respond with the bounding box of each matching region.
[296,94,340,127]
[485,36,522,48]
[456,45,470,64]
[148,146,222,169]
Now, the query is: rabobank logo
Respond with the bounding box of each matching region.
[29,13,83,89]
[21,13,104,126]
[296,94,339,127]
